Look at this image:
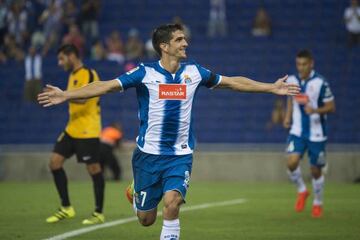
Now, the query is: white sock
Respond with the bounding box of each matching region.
[160,219,180,240]
[287,166,307,193]
[132,195,137,215]
[312,175,324,206]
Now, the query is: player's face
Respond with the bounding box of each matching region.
[167,30,188,59]
[296,57,313,80]
[57,52,73,71]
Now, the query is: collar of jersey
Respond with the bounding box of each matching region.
[71,66,85,75]
[156,61,186,84]
[296,70,317,83]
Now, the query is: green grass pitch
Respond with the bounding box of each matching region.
[0,181,359,239]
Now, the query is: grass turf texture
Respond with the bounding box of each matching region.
[0,181,359,240]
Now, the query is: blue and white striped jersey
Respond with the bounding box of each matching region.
[287,70,334,142]
[117,61,222,155]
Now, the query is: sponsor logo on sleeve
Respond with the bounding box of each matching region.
[126,66,139,75]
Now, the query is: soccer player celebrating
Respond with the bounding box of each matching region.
[39,24,299,239]
[45,44,105,225]
[283,49,336,218]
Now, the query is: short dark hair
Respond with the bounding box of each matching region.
[57,44,80,58]
[296,49,313,60]
[152,23,184,57]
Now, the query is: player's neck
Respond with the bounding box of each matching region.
[299,71,313,81]
[160,57,180,74]
[72,60,84,73]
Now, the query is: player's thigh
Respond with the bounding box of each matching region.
[51,132,74,169]
[131,148,163,211]
[162,163,192,204]
[74,137,100,164]
[286,135,306,169]
[308,141,326,168]
[134,180,163,212]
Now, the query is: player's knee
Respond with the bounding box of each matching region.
[310,166,322,179]
[137,215,156,227]
[86,163,102,175]
[163,195,183,214]
[287,157,299,171]
[49,157,64,170]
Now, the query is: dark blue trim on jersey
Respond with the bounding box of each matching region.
[318,83,327,137]
[136,83,150,148]
[188,86,201,150]
[195,63,220,88]
[160,99,181,154]
[158,62,187,154]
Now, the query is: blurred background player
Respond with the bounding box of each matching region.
[45,44,105,225]
[283,49,336,218]
[100,122,123,181]
[344,0,360,47]
[24,45,42,103]
[38,23,299,240]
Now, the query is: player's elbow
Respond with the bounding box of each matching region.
[105,79,122,93]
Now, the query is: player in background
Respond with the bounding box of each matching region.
[100,122,123,181]
[38,24,300,239]
[283,49,335,218]
[45,44,105,225]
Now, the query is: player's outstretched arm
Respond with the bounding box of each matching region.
[218,75,300,96]
[38,79,121,107]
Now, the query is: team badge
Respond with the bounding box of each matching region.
[183,74,192,84]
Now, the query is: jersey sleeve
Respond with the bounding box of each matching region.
[320,81,334,103]
[195,63,222,89]
[117,64,146,91]
[91,69,100,82]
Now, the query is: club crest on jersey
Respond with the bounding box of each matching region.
[159,84,186,100]
[183,74,192,84]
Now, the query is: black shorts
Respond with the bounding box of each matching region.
[53,131,100,164]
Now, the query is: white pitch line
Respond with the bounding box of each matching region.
[43,198,247,240]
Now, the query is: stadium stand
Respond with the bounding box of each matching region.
[0,0,359,144]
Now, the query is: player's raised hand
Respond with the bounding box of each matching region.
[38,84,66,107]
[273,75,300,96]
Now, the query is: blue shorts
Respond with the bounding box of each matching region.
[131,148,193,211]
[286,134,326,167]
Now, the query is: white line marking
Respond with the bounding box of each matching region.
[43,198,247,240]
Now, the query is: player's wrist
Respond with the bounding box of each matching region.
[267,83,276,94]
[63,91,71,101]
